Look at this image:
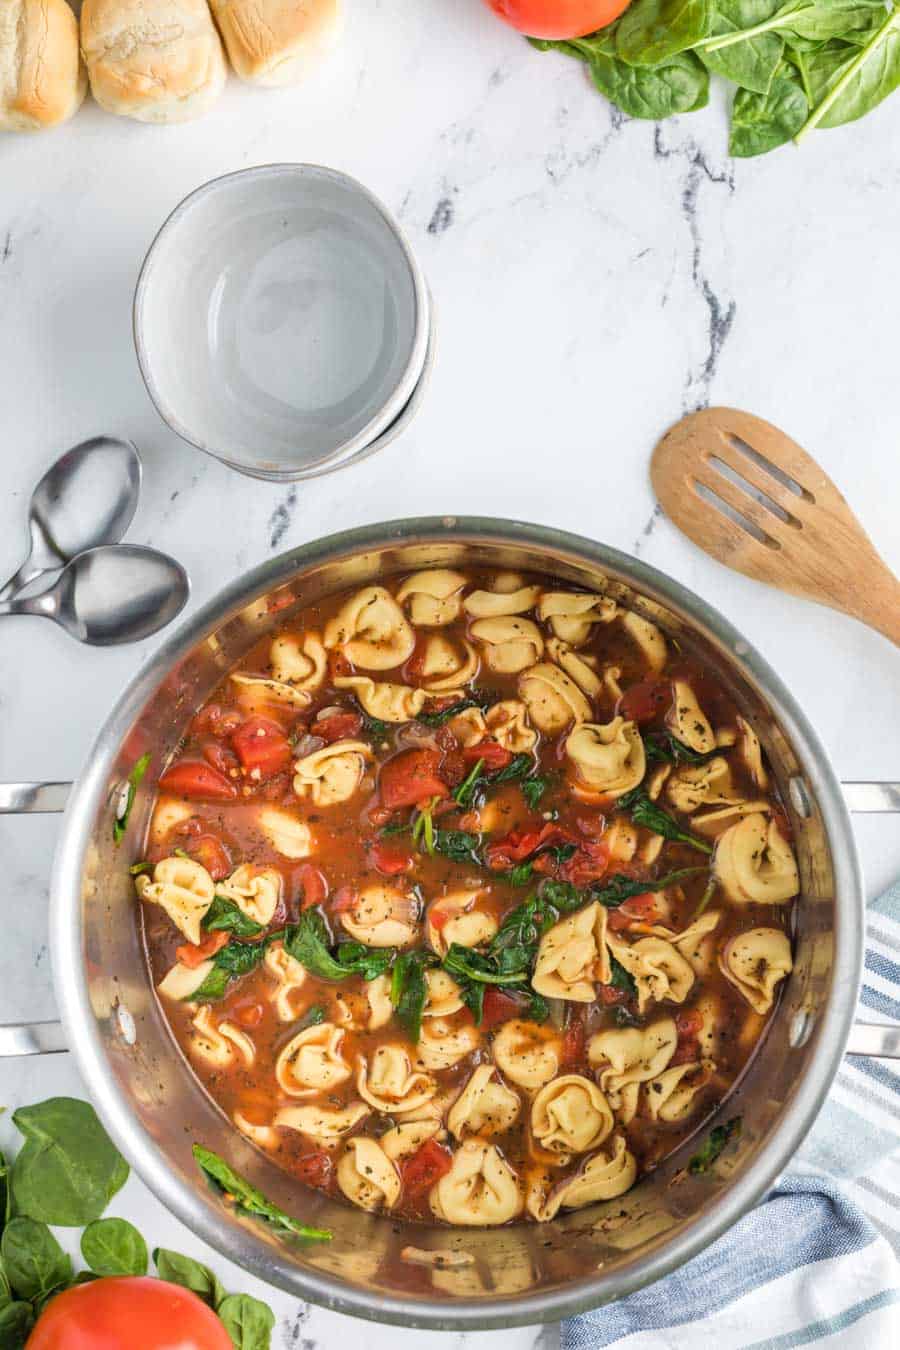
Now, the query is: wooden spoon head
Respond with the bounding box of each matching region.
[651,407,900,644]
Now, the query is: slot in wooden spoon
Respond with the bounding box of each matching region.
[651,407,900,647]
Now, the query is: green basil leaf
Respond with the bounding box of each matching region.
[730,66,810,151]
[617,0,713,65]
[592,47,710,115]
[1,1218,72,1302]
[0,1301,34,1349]
[193,1146,331,1241]
[204,896,265,939]
[11,1098,128,1226]
[80,1217,148,1277]
[153,1248,227,1307]
[688,1116,743,1173]
[113,752,151,844]
[390,950,438,1041]
[216,1292,276,1349]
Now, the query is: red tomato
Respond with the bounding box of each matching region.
[480,988,522,1030]
[27,1276,232,1350]
[190,703,242,738]
[186,834,232,881]
[619,891,658,921]
[231,716,292,779]
[559,840,611,886]
[313,711,363,743]
[331,885,357,914]
[368,839,415,876]
[297,864,328,909]
[202,742,240,778]
[561,1015,586,1066]
[293,1150,332,1187]
[485,823,575,869]
[462,740,513,772]
[400,1139,453,1198]
[484,0,632,39]
[617,678,673,725]
[159,761,237,801]
[175,931,229,968]
[597,983,628,1006]
[378,750,449,810]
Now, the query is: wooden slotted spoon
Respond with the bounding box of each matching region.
[651,407,900,647]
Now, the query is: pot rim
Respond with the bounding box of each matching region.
[49,516,864,1330]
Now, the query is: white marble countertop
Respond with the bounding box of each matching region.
[1,1,899,1345]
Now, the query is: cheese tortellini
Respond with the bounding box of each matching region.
[430,1140,523,1226]
[518,662,592,733]
[666,757,743,813]
[415,1016,481,1070]
[483,699,537,752]
[276,1023,351,1096]
[188,1006,254,1069]
[419,635,479,691]
[714,813,800,905]
[531,1075,614,1158]
[256,806,313,859]
[532,902,610,1002]
[589,1019,678,1123]
[337,1138,400,1213]
[620,610,667,672]
[293,740,373,807]
[546,638,603,698]
[357,1045,437,1114]
[324,586,415,669]
[464,581,542,618]
[230,672,311,710]
[426,891,497,957]
[491,1019,563,1090]
[340,883,419,947]
[396,569,467,626]
[135,856,214,945]
[645,1061,713,1123]
[530,1136,637,1220]
[217,864,282,926]
[276,1100,370,1149]
[565,718,645,798]
[605,934,695,1013]
[537,591,616,645]
[470,617,544,674]
[334,675,425,723]
[720,927,793,1013]
[667,680,716,755]
[447,1065,521,1140]
[269,632,327,690]
[263,940,308,1021]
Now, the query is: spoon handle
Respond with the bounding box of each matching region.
[0,588,59,621]
[0,560,44,604]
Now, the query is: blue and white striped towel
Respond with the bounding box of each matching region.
[564,884,900,1349]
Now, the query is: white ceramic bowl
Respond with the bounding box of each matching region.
[133,165,430,480]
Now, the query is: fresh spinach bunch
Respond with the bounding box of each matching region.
[529,0,900,157]
[0,1097,285,1348]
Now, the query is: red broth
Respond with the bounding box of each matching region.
[136,569,797,1226]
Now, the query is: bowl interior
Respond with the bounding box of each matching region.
[135,167,426,476]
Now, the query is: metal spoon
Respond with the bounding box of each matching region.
[0,545,189,645]
[0,437,142,602]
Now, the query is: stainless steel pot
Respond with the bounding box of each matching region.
[2,517,898,1330]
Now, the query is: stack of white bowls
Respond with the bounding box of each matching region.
[133,165,434,482]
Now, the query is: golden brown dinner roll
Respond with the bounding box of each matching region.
[209,0,342,87]
[0,0,86,131]
[80,0,227,123]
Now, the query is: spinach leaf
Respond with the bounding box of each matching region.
[730,65,810,151]
[536,880,586,914]
[359,709,391,740]
[796,8,900,134]
[334,942,395,981]
[80,1217,148,1277]
[11,1098,128,1226]
[592,47,710,115]
[113,752,151,844]
[442,946,549,1025]
[1,1218,72,1302]
[688,1116,743,1173]
[453,752,533,809]
[0,1302,34,1348]
[417,691,493,728]
[192,1146,331,1241]
[194,938,269,999]
[217,1293,276,1349]
[617,791,713,854]
[617,0,713,65]
[431,829,483,864]
[281,911,349,981]
[0,1150,11,1235]
[203,896,265,940]
[444,944,532,987]
[295,1004,326,1031]
[591,866,707,907]
[521,775,550,810]
[390,950,438,1041]
[698,0,785,94]
[642,732,717,766]
[128,860,154,876]
[508,862,534,886]
[490,753,534,784]
[192,965,231,1001]
[453,758,485,808]
[153,1248,227,1307]
[609,955,638,997]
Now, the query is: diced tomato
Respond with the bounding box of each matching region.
[331,885,357,914]
[618,891,659,922]
[617,677,673,725]
[400,1139,453,1198]
[191,703,243,738]
[597,983,629,1006]
[187,833,232,881]
[176,931,229,968]
[231,716,293,779]
[266,588,296,614]
[606,908,635,932]
[576,812,608,840]
[378,749,450,810]
[562,1014,586,1066]
[233,1000,265,1028]
[203,741,240,777]
[463,740,513,772]
[368,839,415,876]
[313,711,364,743]
[159,760,238,801]
[293,1150,332,1187]
[480,988,522,1031]
[676,1009,704,1038]
[559,839,611,886]
[485,823,576,870]
[672,1036,701,1066]
[297,864,328,909]
[438,748,467,787]
[428,904,452,933]
[259,770,292,802]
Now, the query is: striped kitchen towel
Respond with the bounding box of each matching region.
[563,883,900,1349]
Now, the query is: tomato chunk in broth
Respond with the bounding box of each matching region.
[135,569,799,1227]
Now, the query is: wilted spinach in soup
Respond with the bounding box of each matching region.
[135,569,799,1227]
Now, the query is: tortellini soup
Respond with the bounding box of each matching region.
[136,569,798,1228]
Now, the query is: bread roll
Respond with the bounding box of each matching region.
[209,0,341,87]
[0,0,87,131]
[80,0,227,123]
